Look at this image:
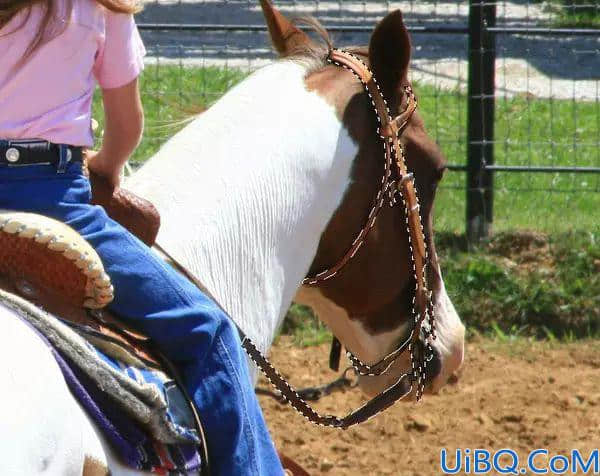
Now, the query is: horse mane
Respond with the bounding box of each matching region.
[286,16,333,72]
[158,17,333,121]
[284,19,372,74]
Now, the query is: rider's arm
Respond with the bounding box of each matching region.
[88,9,146,187]
[88,79,144,187]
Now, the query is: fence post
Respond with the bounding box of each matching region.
[466,0,496,242]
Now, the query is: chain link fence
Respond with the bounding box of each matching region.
[130,0,600,236]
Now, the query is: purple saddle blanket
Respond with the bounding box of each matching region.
[1,289,204,475]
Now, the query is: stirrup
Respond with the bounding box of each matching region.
[0,212,113,309]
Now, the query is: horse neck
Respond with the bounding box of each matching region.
[127,60,357,359]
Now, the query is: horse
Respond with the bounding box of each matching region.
[0,2,465,474]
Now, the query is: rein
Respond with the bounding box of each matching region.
[301,49,437,398]
[157,49,436,430]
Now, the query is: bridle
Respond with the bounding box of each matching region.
[160,48,437,429]
[241,49,437,428]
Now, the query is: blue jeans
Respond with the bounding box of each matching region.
[0,160,283,476]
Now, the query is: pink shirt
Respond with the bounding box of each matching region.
[0,0,146,146]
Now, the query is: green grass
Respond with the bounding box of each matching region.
[528,0,600,27]
[417,86,600,234]
[437,230,600,340]
[544,0,600,27]
[92,65,600,344]
[95,64,600,234]
[281,230,600,346]
[92,64,248,163]
[551,10,600,27]
[281,304,332,347]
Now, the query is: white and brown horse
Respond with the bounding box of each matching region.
[0,3,464,474]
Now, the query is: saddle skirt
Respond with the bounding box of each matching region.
[0,193,205,474]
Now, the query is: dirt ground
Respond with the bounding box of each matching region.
[258,336,600,475]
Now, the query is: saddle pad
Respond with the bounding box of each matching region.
[0,288,203,474]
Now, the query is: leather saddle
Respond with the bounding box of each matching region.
[0,171,162,366]
[0,170,310,476]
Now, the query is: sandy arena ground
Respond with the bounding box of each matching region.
[258,336,600,475]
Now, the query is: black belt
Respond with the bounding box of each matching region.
[0,140,83,167]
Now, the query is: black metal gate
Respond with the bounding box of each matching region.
[134,0,600,238]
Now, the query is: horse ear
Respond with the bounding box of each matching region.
[260,0,313,57]
[368,10,411,100]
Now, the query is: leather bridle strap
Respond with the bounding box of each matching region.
[308,49,435,390]
[384,102,430,341]
[157,241,417,429]
[240,334,414,428]
[153,48,435,430]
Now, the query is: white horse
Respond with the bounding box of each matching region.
[0,4,464,475]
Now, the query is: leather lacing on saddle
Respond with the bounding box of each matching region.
[0,213,114,309]
[0,203,211,475]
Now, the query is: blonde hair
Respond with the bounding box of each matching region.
[1,0,140,59]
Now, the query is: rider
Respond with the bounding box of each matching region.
[0,0,283,474]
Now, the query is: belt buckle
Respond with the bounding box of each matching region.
[1,139,56,167]
[5,148,20,163]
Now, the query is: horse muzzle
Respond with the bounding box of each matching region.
[356,329,464,400]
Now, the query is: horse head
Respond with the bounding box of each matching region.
[261,0,465,398]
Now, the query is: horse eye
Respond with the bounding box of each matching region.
[436,167,447,182]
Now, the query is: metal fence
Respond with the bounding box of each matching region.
[133,0,600,237]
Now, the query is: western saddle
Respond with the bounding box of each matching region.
[0,171,310,476]
[0,171,162,365]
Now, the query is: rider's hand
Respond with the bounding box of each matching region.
[86,149,122,188]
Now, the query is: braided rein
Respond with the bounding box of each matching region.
[242,49,438,429]
[304,49,437,394]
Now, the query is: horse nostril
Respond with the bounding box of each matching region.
[426,346,442,381]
